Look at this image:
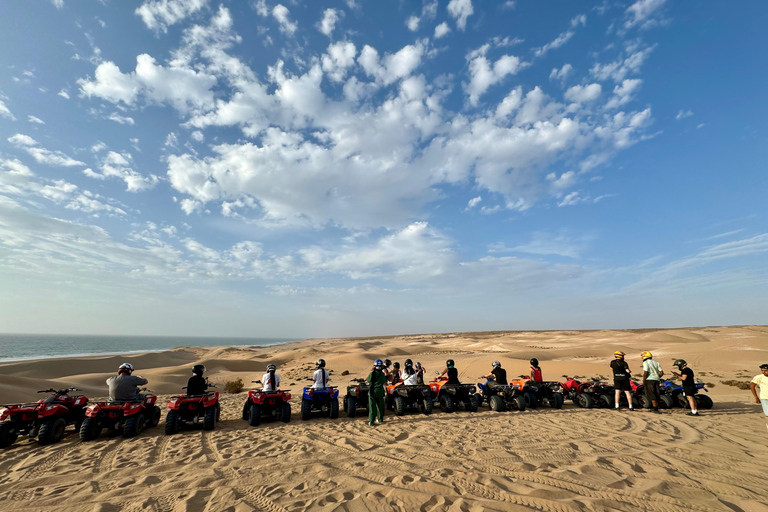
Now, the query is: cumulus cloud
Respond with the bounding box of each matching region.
[107,112,135,125]
[466,196,482,209]
[322,41,357,83]
[358,41,426,86]
[434,22,451,39]
[84,151,159,192]
[0,98,15,120]
[564,83,601,103]
[624,0,666,30]
[272,4,297,36]
[135,0,208,33]
[318,8,340,36]
[447,0,473,31]
[549,63,573,82]
[7,134,85,167]
[605,79,641,109]
[465,46,522,105]
[591,45,655,82]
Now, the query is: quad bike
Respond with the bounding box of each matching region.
[343,378,370,418]
[665,380,713,410]
[509,375,564,409]
[428,373,478,413]
[79,390,160,441]
[385,383,433,416]
[577,378,616,408]
[0,387,88,448]
[634,380,675,409]
[166,384,221,434]
[474,378,526,412]
[242,382,291,426]
[300,385,340,420]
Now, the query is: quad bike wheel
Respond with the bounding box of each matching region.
[123,412,146,438]
[148,406,161,428]
[393,396,406,416]
[474,393,484,408]
[280,402,291,423]
[420,397,433,415]
[600,394,615,408]
[695,394,713,410]
[489,395,505,412]
[512,395,526,411]
[676,394,689,408]
[301,399,312,421]
[524,392,538,409]
[549,393,564,409]
[577,393,594,409]
[79,417,102,442]
[346,396,357,418]
[637,394,651,409]
[0,421,19,448]
[468,393,479,412]
[249,403,262,427]
[659,395,674,409]
[203,406,216,431]
[329,398,340,419]
[38,417,67,445]
[165,410,180,435]
[439,394,455,413]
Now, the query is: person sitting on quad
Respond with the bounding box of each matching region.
[611,351,634,411]
[672,359,698,416]
[366,359,387,426]
[382,359,392,379]
[261,364,281,392]
[402,359,419,386]
[186,364,208,395]
[530,358,543,382]
[389,362,402,384]
[415,362,426,384]
[482,361,507,389]
[311,359,330,389]
[107,363,148,402]
[439,359,461,384]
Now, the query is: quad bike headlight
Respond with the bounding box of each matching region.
[0,408,9,421]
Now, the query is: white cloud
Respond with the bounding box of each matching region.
[359,41,426,86]
[591,46,654,82]
[491,231,591,258]
[0,98,15,120]
[605,79,642,109]
[321,41,357,83]
[272,5,297,36]
[534,31,574,58]
[7,134,85,167]
[51,0,63,9]
[467,196,482,209]
[135,0,208,33]
[191,130,204,142]
[564,83,601,103]
[318,8,340,36]
[624,0,666,30]
[57,89,70,99]
[549,63,573,81]
[84,151,159,192]
[406,16,420,32]
[465,46,522,105]
[406,1,438,33]
[447,0,473,31]
[571,14,587,27]
[676,109,693,120]
[28,115,45,124]
[434,22,451,39]
[130,138,141,151]
[107,112,135,125]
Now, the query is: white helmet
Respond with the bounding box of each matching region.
[492,361,501,368]
[118,362,134,374]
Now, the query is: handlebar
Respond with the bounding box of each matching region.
[37,387,79,394]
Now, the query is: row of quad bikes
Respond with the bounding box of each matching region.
[0,375,714,447]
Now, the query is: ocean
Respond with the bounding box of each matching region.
[0,334,298,362]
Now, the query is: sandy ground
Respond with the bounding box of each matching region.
[0,326,767,511]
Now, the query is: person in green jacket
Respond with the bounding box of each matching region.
[367,359,387,426]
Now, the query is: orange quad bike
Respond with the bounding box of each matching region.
[428,373,478,413]
[385,382,433,416]
[509,375,565,410]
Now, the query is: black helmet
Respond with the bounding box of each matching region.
[384,359,391,367]
[492,361,501,368]
[267,364,277,372]
[446,359,454,368]
[530,358,539,366]
[404,359,413,367]
[316,359,326,369]
[192,364,206,376]
[393,362,400,369]
[672,359,687,368]
[761,364,768,370]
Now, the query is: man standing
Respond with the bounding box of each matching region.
[611,351,634,411]
[750,364,768,417]
[366,359,387,426]
[641,351,663,413]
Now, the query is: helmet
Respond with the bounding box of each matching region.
[415,362,422,369]
[393,362,400,369]
[267,364,277,372]
[404,359,413,367]
[192,364,206,376]
[316,359,326,369]
[118,363,134,374]
[374,359,383,366]
[446,359,454,368]
[614,351,625,358]
[672,359,686,368]
[641,351,652,360]
[384,359,391,367]
[530,358,538,366]
[492,361,501,368]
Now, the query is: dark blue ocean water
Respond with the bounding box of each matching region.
[0,334,297,362]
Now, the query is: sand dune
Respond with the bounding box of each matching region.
[1,326,767,511]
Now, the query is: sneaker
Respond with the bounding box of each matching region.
[368,422,376,426]
[652,409,661,414]
[686,412,700,416]
[628,408,635,411]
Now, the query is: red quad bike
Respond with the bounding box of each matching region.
[576,378,615,409]
[79,389,160,441]
[242,382,292,426]
[165,384,220,434]
[560,375,602,409]
[0,387,89,448]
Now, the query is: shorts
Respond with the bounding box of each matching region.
[761,399,768,417]
[614,379,631,391]
[644,380,660,402]
[682,387,697,397]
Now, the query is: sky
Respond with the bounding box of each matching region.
[0,0,766,339]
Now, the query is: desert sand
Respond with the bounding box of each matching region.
[0,326,767,511]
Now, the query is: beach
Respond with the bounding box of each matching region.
[0,326,767,511]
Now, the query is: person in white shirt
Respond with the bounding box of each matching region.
[750,364,768,417]
[261,364,281,392]
[641,351,664,413]
[311,359,330,389]
[402,359,419,386]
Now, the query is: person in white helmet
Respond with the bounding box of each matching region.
[261,364,281,392]
[107,363,148,402]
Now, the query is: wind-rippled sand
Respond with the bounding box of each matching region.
[1,326,767,511]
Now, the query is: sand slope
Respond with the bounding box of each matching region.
[0,326,767,511]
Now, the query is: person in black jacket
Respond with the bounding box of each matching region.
[439,359,460,384]
[186,364,208,395]
[611,351,633,410]
[673,359,699,416]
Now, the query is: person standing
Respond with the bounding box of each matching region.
[641,351,663,413]
[750,364,768,417]
[672,359,698,416]
[611,351,634,411]
[367,359,387,426]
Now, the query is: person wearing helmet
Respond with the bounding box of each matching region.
[482,361,508,387]
[261,364,281,393]
[366,359,387,426]
[611,352,633,411]
[641,351,664,413]
[389,362,402,384]
[672,359,698,416]
[402,359,419,386]
[186,364,209,395]
[311,359,330,389]
[750,364,768,417]
[439,359,461,384]
[382,359,392,379]
[414,362,426,385]
[106,363,148,402]
[530,358,543,382]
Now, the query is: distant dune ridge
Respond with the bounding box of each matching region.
[0,326,767,511]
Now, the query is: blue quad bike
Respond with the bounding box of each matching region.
[635,380,676,409]
[666,381,713,410]
[301,386,340,420]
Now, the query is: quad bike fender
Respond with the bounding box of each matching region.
[281,391,292,401]
[85,403,102,418]
[143,395,157,406]
[0,407,12,422]
[123,402,145,416]
[37,403,69,419]
[202,392,219,408]
[167,397,183,410]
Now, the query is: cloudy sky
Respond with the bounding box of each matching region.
[0,0,765,338]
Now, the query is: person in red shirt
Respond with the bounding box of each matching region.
[530,358,542,382]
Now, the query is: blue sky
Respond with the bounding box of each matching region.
[0,0,765,338]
